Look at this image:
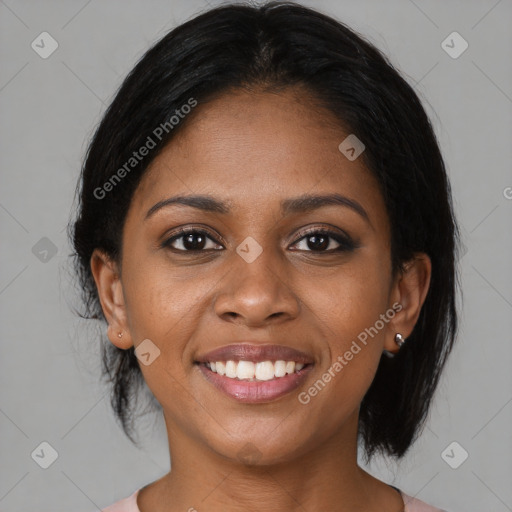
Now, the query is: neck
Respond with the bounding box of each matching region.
[137,410,402,512]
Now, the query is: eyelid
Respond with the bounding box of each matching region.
[291,224,351,242]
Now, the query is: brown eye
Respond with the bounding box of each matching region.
[162,229,223,252]
[290,229,356,252]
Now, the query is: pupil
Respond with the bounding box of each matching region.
[308,235,328,251]
[184,233,205,250]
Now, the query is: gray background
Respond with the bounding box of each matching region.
[1,0,511,510]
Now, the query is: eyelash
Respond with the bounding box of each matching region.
[161,227,357,253]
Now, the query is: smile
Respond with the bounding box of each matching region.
[195,360,313,403]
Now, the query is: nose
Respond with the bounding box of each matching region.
[213,248,301,327]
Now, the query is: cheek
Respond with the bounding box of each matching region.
[121,264,200,420]
[299,256,390,395]
[123,257,205,338]
[121,257,231,402]
[304,259,390,347]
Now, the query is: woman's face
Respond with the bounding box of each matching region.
[94,88,422,464]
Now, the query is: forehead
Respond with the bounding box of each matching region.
[130,89,386,227]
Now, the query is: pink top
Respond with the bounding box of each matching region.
[101,487,449,511]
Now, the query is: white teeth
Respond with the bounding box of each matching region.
[216,361,226,376]
[255,361,275,381]
[285,361,296,374]
[205,360,307,381]
[237,360,255,379]
[225,360,237,378]
[274,360,287,377]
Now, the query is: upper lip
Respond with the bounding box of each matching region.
[195,343,314,364]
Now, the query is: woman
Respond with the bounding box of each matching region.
[69,2,460,510]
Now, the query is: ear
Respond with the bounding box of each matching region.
[384,253,432,354]
[90,248,133,349]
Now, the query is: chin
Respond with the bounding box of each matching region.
[206,431,311,468]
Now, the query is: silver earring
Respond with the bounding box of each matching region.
[118,331,123,338]
[394,333,405,348]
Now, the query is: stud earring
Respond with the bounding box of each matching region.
[394,333,405,348]
[118,331,124,338]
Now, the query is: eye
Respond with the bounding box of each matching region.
[161,227,356,253]
[162,228,224,252]
[289,228,356,253]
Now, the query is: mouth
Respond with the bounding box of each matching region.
[194,343,315,403]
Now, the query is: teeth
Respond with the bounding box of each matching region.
[255,361,275,381]
[216,361,226,376]
[225,360,237,378]
[237,360,255,379]
[205,360,308,381]
[274,360,287,377]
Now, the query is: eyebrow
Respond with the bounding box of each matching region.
[145,193,371,225]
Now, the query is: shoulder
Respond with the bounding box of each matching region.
[101,488,141,512]
[401,491,451,512]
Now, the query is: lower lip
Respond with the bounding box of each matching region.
[196,363,313,403]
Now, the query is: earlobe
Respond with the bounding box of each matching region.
[106,323,133,349]
[384,253,432,354]
[90,249,133,349]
